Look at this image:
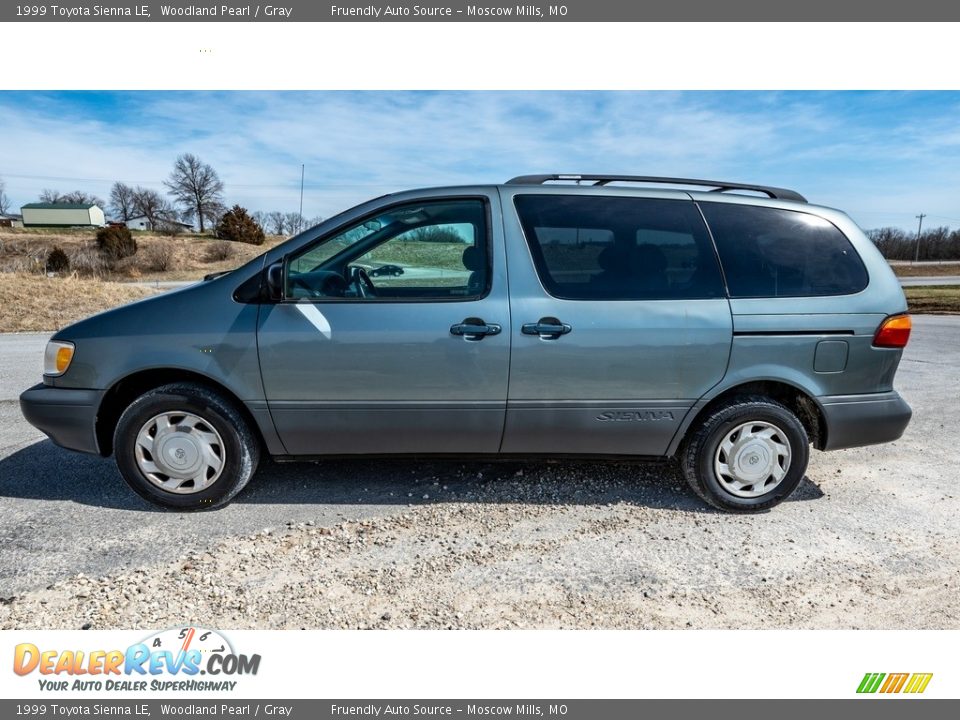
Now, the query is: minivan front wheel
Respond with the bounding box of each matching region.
[681,396,809,512]
[114,382,260,510]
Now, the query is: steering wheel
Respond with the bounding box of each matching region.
[349,266,377,298]
[291,272,348,299]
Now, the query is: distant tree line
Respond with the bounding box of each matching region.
[40,188,106,207]
[868,226,960,261]
[5,158,324,238]
[251,210,324,236]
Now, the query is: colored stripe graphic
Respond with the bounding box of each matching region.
[904,673,934,694]
[857,672,932,694]
[857,673,885,693]
[880,673,909,693]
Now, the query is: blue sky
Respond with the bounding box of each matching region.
[1,90,958,230]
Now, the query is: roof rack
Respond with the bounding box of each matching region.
[505,174,807,203]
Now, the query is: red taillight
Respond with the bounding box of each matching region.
[873,314,912,348]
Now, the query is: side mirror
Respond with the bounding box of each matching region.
[265,260,286,302]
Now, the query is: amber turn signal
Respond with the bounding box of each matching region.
[56,346,74,373]
[43,340,75,376]
[873,314,911,348]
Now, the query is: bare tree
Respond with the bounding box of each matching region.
[284,212,305,235]
[163,153,225,232]
[868,225,960,261]
[132,186,175,229]
[39,188,105,207]
[0,177,10,215]
[109,182,137,221]
[63,190,106,207]
[265,211,286,235]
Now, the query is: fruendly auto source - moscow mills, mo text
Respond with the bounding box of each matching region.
[14,3,568,19]
[329,5,566,17]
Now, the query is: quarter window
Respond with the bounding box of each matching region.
[514,195,725,300]
[699,203,868,298]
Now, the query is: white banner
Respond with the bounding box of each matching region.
[2,629,955,699]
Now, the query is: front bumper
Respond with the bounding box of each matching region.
[19,383,104,455]
[819,391,912,451]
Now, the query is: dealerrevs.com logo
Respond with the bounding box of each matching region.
[857,672,933,694]
[13,627,261,692]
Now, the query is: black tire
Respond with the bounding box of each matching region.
[113,382,260,511]
[681,395,809,513]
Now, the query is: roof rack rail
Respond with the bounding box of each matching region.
[505,174,807,203]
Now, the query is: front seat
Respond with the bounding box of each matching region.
[462,245,485,295]
[633,243,669,295]
[590,243,635,297]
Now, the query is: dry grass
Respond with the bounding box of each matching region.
[891,262,960,277]
[206,239,237,262]
[904,286,960,314]
[142,241,179,273]
[0,274,161,333]
[0,228,283,333]
[0,229,284,282]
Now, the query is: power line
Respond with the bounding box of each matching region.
[0,171,402,190]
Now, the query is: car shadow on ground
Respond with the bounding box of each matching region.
[0,439,824,514]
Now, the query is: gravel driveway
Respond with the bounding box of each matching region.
[0,317,958,629]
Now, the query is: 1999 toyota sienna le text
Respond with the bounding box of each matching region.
[20,174,913,512]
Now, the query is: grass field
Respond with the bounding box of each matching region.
[0,228,283,282]
[891,263,960,277]
[0,274,161,333]
[904,285,960,314]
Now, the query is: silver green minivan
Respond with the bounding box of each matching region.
[20,174,913,512]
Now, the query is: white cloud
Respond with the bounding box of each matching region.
[0,91,958,229]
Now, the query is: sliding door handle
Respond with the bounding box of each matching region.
[451,318,502,340]
[521,317,572,339]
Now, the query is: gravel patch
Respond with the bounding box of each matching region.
[3,461,958,630]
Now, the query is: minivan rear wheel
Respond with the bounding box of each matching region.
[113,382,260,510]
[681,396,809,512]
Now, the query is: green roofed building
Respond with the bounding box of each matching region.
[21,202,106,228]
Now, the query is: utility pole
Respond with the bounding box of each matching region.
[914,213,926,263]
[298,164,305,234]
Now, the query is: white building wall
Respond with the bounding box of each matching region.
[23,207,88,226]
[22,206,106,227]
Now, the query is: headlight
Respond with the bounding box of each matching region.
[43,340,75,376]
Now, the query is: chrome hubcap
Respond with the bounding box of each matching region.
[714,420,791,498]
[135,412,225,494]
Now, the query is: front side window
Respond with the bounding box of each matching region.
[285,199,488,301]
[514,195,725,300]
[699,203,868,298]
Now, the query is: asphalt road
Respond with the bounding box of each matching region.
[1,318,958,629]
[898,275,960,286]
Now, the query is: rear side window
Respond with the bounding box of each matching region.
[514,195,724,300]
[700,203,868,298]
